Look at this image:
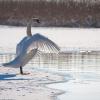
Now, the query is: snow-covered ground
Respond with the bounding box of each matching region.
[0,26,100,52]
[0,26,100,100]
[0,66,68,100]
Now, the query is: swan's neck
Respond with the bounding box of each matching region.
[27,20,32,37]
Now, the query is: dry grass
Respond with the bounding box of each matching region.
[0,0,100,27]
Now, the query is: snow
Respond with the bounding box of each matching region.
[0,26,100,100]
[0,26,100,52]
[48,71,100,100]
[0,66,67,100]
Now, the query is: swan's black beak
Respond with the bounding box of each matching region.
[36,19,40,23]
[32,18,40,23]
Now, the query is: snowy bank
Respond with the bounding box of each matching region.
[0,66,70,100]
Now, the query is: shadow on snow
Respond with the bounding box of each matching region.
[0,74,32,80]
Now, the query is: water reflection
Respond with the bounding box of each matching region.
[1,51,100,72]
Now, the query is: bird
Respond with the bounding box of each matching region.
[2,18,60,75]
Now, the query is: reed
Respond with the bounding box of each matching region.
[0,0,100,27]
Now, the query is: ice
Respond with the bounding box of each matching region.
[48,71,100,100]
[0,26,100,52]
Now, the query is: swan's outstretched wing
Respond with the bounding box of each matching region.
[21,49,37,67]
[26,33,60,53]
[3,49,38,68]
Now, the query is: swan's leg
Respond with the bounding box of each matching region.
[19,66,30,75]
[20,66,23,75]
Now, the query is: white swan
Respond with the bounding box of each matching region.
[3,18,60,74]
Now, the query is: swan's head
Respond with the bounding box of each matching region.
[32,18,40,23]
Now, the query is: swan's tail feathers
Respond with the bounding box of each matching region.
[2,59,20,68]
[2,55,23,68]
[2,63,8,67]
[2,63,16,68]
[2,49,38,68]
[2,63,9,66]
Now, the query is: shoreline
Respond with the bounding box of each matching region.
[0,67,70,100]
[44,78,68,100]
[47,71,100,100]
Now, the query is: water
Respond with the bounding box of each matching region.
[48,75,100,100]
[1,52,100,71]
[0,26,100,100]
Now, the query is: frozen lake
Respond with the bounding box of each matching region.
[0,26,100,100]
[48,71,100,100]
[0,26,100,51]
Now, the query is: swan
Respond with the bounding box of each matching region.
[3,18,60,75]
